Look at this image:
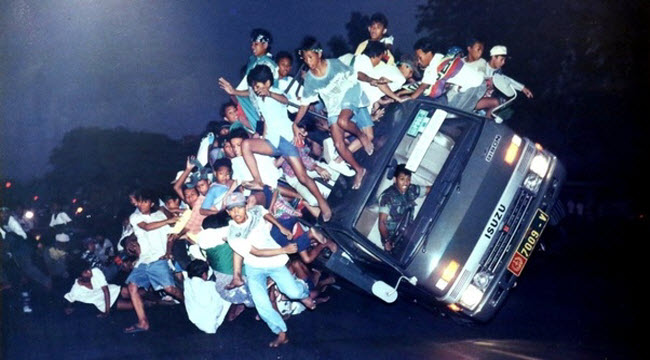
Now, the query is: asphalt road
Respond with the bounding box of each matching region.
[1,214,643,359]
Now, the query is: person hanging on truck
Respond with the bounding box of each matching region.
[378,164,430,252]
[293,37,375,191]
[475,45,534,119]
[406,37,487,113]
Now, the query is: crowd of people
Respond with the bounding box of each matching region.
[1,12,534,348]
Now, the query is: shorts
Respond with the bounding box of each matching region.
[251,185,274,209]
[270,217,311,252]
[126,259,175,291]
[327,105,373,129]
[267,137,300,158]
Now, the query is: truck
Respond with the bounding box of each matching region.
[315,98,565,321]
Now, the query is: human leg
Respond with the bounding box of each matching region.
[241,139,275,189]
[330,123,366,189]
[245,265,289,345]
[336,109,374,155]
[285,156,332,221]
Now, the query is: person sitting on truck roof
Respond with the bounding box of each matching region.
[475,45,534,119]
[378,164,431,252]
[407,37,487,113]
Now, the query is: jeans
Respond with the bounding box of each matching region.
[245,264,309,334]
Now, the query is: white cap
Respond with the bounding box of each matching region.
[490,45,508,57]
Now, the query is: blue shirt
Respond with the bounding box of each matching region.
[201,184,230,210]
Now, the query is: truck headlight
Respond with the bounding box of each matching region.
[459,284,484,310]
[530,153,550,178]
[523,172,542,194]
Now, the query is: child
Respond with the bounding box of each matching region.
[221,101,254,134]
[407,37,486,113]
[224,192,314,347]
[293,38,375,191]
[63,262,123,317]
[232,64,333,221]
[199,158,233,217]
[354,40,406,108]
[378,164,430,252]
[275,51,303,114]
[183,259,231,334]
[354,12,395,65]
[123,190,182,333]
[463,38,488,73]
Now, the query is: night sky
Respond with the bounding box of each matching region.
[1,0,420,182]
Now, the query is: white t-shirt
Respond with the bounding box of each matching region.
[253,87,294,147]
[3,216,27,239]
[422,54,484,95]
[353,54,406,104]
[183,276,230,334]
[129,210,170,266]
[231,155,282,189]
[277,76,303,114]
[50,212,72,227]
[462,57,488,75]
[63,268,120,312]
[226,206,288,268]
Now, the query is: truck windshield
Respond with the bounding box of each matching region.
[354,108,477,260]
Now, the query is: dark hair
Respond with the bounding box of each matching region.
[182,185,199,196]
[247,64,274,87]
[299,36,322,52]
[228,128,250,142]
[161,192,180,203]
[274,51,293,64]
[363,41,386,58]
[414,37,435,53]
[250,28,273,45]
[220,101,237,117]
[465,37,484,48]
[187,259,210,279]
[136,189,157,203]
[212,158,233,174]
[370,12,388,28]
[394,164,412,179]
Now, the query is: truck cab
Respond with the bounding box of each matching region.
[317,99,565,321]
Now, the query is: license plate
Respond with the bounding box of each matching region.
[507,209,549,276]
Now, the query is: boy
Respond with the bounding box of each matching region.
[183,259,231,334]
[378,164,430,252]
[124,190,182,333]
[233,65,333,221]
[224,192,314,347]
[221,101,254,134]
[355,41,406,107]
[354,13,395,65]
[407,37,486,113]
[275,51,303,114]
[463,38,487,74]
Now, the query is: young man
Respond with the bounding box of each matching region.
[234,65,333,221]
[407,37,486,113]
[378,164,430,252]
[463,38,488,74]
[123,190,182,333]
[224,192,314,347]
[354,41,406,107]
[354,12,395,65]
[275,51,303,114]
[485,45,533,98]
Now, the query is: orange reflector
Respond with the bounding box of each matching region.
[448,303,462,312]
[504,143,519,165]
[441,261,459,282]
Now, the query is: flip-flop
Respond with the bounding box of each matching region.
[123,325,148,334]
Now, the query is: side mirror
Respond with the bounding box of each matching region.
[371,281,398,303]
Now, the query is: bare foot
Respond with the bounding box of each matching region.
[226,304,246,322]
[314,296,330,304]
[225,278,245,290]
[310,228,327,244]
[269,332,289,347]
[352,168,367,190]
[359,134,374,156]
[320,205,332,222]
[124,322,149,333]
[300,297,316,310]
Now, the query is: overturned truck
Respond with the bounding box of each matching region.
[314,99,565,321]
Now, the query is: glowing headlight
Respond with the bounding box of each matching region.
[530,153,550,178]
[459,284,484,310]
[504,135,522,165]
[24,210,35,220]
[436,260,460,290]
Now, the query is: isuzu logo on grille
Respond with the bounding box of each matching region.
[483,203,507,240]
[485,135,501,162]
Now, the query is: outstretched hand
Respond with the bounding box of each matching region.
[218,77,236,95]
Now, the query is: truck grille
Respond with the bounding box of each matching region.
[479,188,534,274]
